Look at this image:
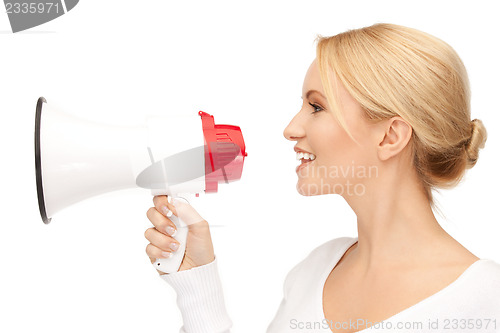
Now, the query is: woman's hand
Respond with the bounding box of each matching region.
[145,195,215,275]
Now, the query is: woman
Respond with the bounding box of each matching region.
[144,23,500,332]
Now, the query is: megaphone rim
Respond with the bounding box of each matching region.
[35,97,52,224]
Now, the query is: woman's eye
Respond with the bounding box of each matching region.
[309,102,323,113]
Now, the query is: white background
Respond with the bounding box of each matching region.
[0,1,499,332]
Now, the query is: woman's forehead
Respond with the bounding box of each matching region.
[302,60,323,96]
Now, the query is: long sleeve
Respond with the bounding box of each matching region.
[160,257,232,333]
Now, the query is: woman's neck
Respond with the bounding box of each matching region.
[342,167,451,274]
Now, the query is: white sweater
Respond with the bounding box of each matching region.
[161,237,500,333]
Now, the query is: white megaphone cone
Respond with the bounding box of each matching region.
[34,97,247,273]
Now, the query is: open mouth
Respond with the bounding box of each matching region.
[296,152,316,172]
[296,152,316,163]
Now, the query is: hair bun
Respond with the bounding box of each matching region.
[465,119,487,168]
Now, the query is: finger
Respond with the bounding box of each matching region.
[146,243,174,261]
[153,195,178,218]
[144,227,180,253]
[146,207,177,237]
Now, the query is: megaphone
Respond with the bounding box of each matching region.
[34,97,247,273]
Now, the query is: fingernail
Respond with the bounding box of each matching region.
[162,251,172,258]
[170,242,179,252]
[166,226,176,237]
[162,206,170,217]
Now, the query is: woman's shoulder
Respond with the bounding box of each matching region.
[306,236,358,260]
[468,258,500,286]
[290,236,357,272]
[282,236,357,291]
[473,260,500,309]
[412,258,500,318]
[473,258,500,290]
[479,258,500,271]
[435,258,500,313]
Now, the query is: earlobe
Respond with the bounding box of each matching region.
[377,117,412,161]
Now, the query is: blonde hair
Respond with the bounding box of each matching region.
[316,23,487,207]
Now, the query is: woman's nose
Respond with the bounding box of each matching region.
[283,115,305,141]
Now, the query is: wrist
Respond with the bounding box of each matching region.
[161,257,232,332]
[179,254,215,272]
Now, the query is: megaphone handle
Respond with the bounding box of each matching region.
[153,213,188,274]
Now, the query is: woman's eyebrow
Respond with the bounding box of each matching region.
[303,90,326,99]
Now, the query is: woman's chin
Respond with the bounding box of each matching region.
[296,179,322,196]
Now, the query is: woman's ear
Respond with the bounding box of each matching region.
[377,116,412,161]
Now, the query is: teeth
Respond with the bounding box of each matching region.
[296,152,316,161]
